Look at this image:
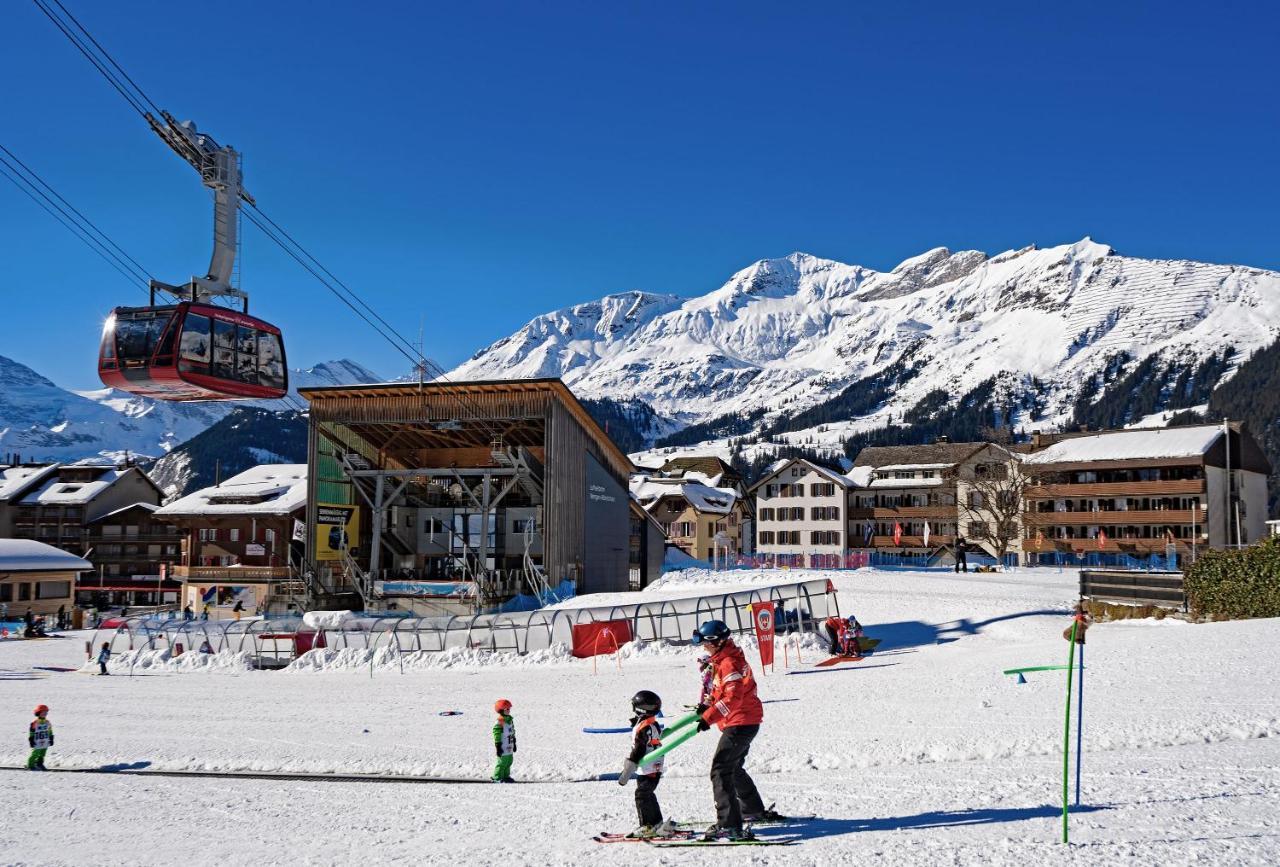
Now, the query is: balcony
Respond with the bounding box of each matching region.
[171,565,293,583]
[1026,479,1205,498]
[1024,509,1198,526]
[1024,538,1195,554]
[849,506,955,520]
[868,534,955,548]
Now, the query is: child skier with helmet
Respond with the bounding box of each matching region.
[28,705,53,771]
[617,690,676,839]
[492,699,516,783]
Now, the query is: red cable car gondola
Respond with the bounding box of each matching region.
[95,114,288,402]
[98,302,287,401]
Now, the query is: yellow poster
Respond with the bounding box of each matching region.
[315,503,360,561]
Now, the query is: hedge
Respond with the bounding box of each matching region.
[1184,536,1280,620]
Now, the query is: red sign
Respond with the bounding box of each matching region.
[893,522,903,546]
[571,620,632,658]
[750,601,776,669]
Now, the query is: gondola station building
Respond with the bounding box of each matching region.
[297,378,641,615]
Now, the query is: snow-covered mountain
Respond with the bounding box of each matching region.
[450,239,1280,456]
[0,356,381,464]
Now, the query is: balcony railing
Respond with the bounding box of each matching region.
[868,534,955,548]
[848,506,956,520]
[171,566,292,582]
[1025,538,1197,554]
[1026,479,1205,498]
[1024,509,1198,526]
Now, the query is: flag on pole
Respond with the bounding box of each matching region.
[863,521,874,546]
[893,522,903,547]
[923,522,931,548]
[1096,529,1107,550]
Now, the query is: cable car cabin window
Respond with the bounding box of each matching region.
[212,318,236,379]
[235,326,258,384]
[257,332,285,390]
[115,314,171,362]
[179,314,211,364]
[99,322,116,362]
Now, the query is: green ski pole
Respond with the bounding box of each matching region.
[639,722,703,767]
[1062,620,1078,844]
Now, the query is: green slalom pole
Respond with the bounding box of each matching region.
[1062,621,1078,845]
[638,724,702,767]
[661,711,701,736]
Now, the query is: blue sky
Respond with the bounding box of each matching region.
[2,1,1277,390]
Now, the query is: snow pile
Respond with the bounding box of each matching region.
[285,642,579,673]
[647,566,812,593]
[81,648,255,674]
[302,610,355,630]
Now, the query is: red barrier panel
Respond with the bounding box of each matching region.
[571,620,632,658]
[750,601,776,670]
[294,630,328,654]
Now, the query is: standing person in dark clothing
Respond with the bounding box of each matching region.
[55,605,66,631]
[954,536,969,573]
[691,619,780,842]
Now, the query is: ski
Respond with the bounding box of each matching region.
[593,831,696,843]
[649,835,799,848]
[673,814,816,829]
[815,654,864,667]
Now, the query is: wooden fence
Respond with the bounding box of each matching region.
[1079,569,1185,610]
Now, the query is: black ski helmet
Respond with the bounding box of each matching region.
[691,620,732,645]
[631,689,662,715]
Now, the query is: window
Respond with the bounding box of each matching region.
[760,508,774,521]
[895,471,914,479]
[36,581,71,600]
[0,583,11,603]
[18,582,32,601]
[212,318,236,379]
[781,531,801,544]
[236,326,258,383]
[811,483,836,497]
[125,525,139,538]
[229,528,241,542]
[257,332,286,391]
[792,484,805,497]
[759,531,775,545]
[115,313,170,360]
[810,530,839,545]
[179,313,211,364]
[199,528,215,542]
[513,518,536,534]
[102,525,122,537]
[968,521,989,536]
[264,528,276,545]
[790,468,799,478]
[968,492,985,508]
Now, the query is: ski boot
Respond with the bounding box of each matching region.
[625,825,657,840]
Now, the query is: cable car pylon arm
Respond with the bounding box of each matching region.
[144,110,253,309]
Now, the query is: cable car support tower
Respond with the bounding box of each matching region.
[145,111,254,312]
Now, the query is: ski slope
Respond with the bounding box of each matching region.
[2,567,1279,865]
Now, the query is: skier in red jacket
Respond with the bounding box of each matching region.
[692,619,779,841]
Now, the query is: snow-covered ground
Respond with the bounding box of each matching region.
[3,567,1279,865]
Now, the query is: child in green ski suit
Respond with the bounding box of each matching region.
[28,705,53,771]
[492,698,516,782]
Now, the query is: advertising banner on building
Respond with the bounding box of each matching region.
[750,600,776,669]
[315,503,359,561]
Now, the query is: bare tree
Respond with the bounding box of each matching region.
[957,455,1031,561]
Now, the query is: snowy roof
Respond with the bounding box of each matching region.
[1024,426,1223,465]
[88,502,159,524]
[845,466,874,488]
[852,443,988,469]
[874,463,953,472]
[0,538,93,573]
[751,458,851,491]
[0,464,59,502]
[155,464,308,517]
[868,477,946,489]
[631,475,737,515]
[19,468,129,506]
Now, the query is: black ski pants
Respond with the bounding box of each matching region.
[635,772,663,826]
[710,724,765,831]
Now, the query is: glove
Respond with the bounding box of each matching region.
[28,736,34,748]
[695,703,707,716]
[697,719,711,733]
[49,736,53,746]
[495,744,503,757]
[618,759,636,785]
